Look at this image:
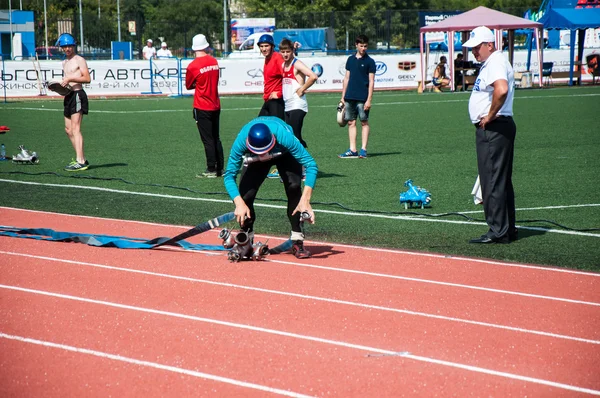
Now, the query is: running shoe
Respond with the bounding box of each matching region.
[359,149,368,158]
[65,159,89,172]
[196,169,222,178]
[267,168,280,179]
[338,149,358,159]
[292,240,312,259]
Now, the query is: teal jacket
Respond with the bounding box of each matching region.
[224,116,318,200]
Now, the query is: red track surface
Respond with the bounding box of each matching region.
[1,207,599,397]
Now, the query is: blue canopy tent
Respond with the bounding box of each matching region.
[537,7,600,85]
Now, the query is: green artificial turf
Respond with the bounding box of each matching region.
[1,86,599,271]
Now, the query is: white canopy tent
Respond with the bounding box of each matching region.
[419,6,545,91]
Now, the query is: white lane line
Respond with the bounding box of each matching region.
[6,249,600,307]
[438,203,600,215]
[401,352,600,396]
[4,92,600,112]
[1,180,599,239]
[0,332,314,398]
[0,107,257,114]
[2,205,600,277]
[0,178,232,203]
[1,251,599,344]
[272,239,600,277]
[265,258,600,307]
[1,285,599,396]
[376,92,600,107]
[306,207,600,238]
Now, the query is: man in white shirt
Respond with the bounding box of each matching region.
[142,39,156,60]
[463,26,517,244]
[156,42,173,59]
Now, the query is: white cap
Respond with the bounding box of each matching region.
[462,26,495,48]
[192,34,210,51]
[147,39,153,43]
[161,42,167,47]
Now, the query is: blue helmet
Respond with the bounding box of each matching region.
[56,33,76,47]
[257,34,274,46]
[246,123,276,155]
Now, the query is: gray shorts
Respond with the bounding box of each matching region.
[344,100,369,122]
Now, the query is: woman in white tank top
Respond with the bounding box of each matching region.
[279,39,318,147]
[283,59,309,112]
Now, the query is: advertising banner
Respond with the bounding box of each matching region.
[1,49,597,98]
[231,18,275,48]
[1,56,423,97]
[418,11,461,46]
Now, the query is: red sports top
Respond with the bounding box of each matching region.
[263,51,284,101]
[185,55,221,110]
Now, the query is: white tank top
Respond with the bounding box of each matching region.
[282,59,308,112]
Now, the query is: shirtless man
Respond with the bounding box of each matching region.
[56,33,92,171]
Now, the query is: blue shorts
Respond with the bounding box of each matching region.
[432,77,442,87]
[344,100,369,122]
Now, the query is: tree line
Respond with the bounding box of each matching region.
[17,0,542,55]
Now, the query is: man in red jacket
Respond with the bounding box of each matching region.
[185,34,224,178]
[257,34,285,120]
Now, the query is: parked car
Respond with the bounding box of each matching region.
[82,48,111,60]
[376,41,399,51]
[228,32,272,59]
[35,46,62,60]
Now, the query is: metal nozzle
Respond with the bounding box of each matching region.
[250,242,270,261]
[300,211,312,222]
[228,250,242,262]
[219,228,236,249]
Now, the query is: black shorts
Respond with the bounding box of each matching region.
[258,98,285,120]
[64,90,89,118]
